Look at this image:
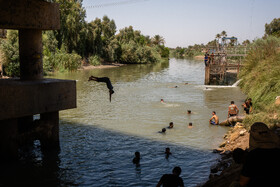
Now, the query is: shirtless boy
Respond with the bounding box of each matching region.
[209,111,219,125]
[228,101,239,118]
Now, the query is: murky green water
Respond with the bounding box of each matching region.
[0,58,247,187]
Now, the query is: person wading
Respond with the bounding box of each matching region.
[228,101,239,118]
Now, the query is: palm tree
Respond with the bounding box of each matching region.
[215,33,221,49]
[152,35,165,46]
[221,30,227,37]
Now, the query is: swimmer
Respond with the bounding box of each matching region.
[185,82,189,85]
[209,111,219,125]
[165,147,172,159]
[187,110,191,114]
[188,122,193,128]
[157,167,184,187]
[168,122,174,129]
[165,147,172,155]
[132,151,141,165]
[160,99,166,104]
[159,128,166,133]
[88,76,114,102]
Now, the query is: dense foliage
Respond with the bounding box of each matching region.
[265,18,280,38]
[0,0,168,76]
[47,0,168,64]
[239,36,280,128]
[0,30,20,77]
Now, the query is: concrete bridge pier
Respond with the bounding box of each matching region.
[0,0,76,160]
[19,29,43,80]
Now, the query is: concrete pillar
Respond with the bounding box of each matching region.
[0,119,19,160]
[205,65,210,85]
[40,112,60,151]
[19,29,43,80]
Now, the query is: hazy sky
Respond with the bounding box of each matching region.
[83,0,280,48]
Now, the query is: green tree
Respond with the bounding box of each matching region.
[215,33,221,43]
[0,30,20,77]
[53,0,86,53]
[242,39,251,46]
[152,35,165,46]
[265,18,280,38]
[221,30,227,37]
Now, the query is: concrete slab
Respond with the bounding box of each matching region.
[0,0,60,30]
[0,78,76,120]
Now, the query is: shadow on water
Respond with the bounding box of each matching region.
[0,121,219,187]
[7,58,245,186]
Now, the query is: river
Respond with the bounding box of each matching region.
[0,58,247,186]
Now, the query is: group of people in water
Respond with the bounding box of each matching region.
[88,75,258,186]
[209,98,253,126]
[160,99,193,132]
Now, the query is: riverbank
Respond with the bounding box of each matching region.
[201,37,280,186]
[78,62,125,70]
[194,55,204,60]
[201,123,249,187]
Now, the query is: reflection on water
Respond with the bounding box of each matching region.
[1,59,247,186]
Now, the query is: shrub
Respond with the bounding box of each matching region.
[120,42,161,64]
[239,36,280,109]
[88,55,101,66]
[43,48,82,72]
[0,30,20,77]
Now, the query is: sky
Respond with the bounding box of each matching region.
[82,0,280,48]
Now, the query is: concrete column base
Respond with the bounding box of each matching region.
[0,119,19,160]
[39,111,60,151]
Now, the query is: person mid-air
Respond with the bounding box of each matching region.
[88,76,114,102]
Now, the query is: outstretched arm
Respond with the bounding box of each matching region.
[236,106,239,115]
[209,116,214,123]
[88,76,98,81]
[156,180,163,187]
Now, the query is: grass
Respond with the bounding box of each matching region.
[239,36,280,129]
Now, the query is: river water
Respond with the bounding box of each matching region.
[1,58,246,186]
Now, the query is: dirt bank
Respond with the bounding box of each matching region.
[79,62,125,70]
[201,124,249,187]
[194,55,204,60]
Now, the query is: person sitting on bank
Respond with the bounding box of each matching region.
[235,122,280,187]
[228,101,239,118]
[88,76,114,102]
[132,151,141,165]
[242,98,253,115]
[209,111,219,125]
[168,122,174,129]
[156,166,184,187]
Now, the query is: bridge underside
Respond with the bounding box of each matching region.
[0,0,77,160]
